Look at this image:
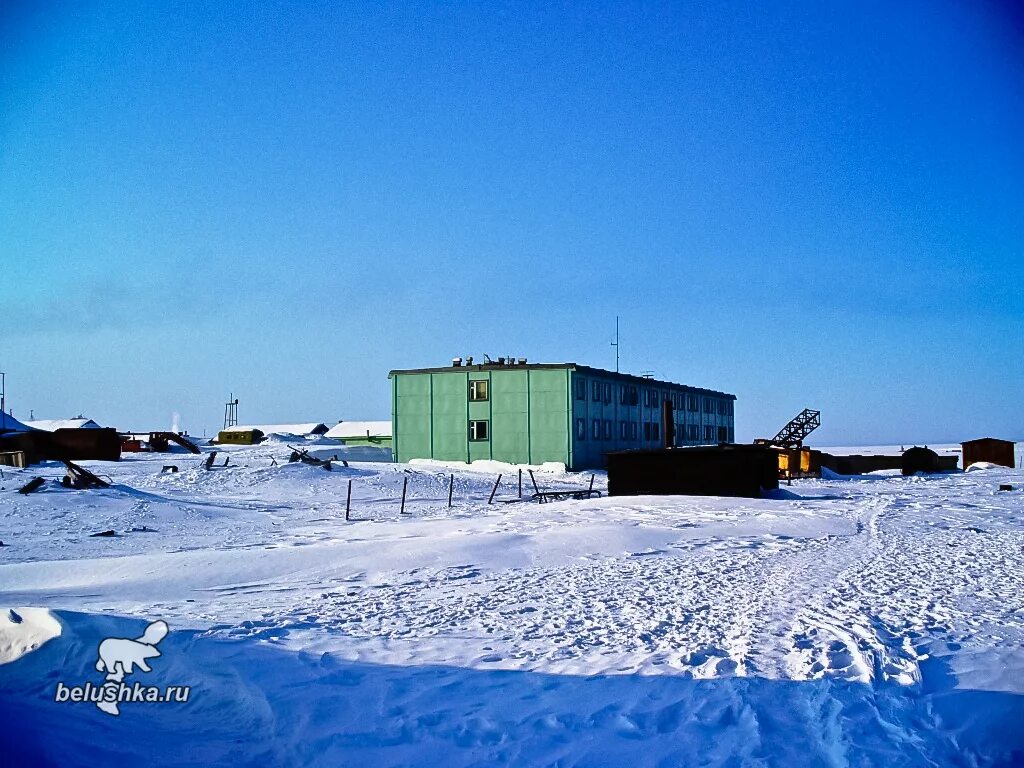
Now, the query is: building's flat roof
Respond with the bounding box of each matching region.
[325,420,391,439]
[388,363,736,400]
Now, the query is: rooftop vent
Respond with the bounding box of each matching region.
[452,357,463,367]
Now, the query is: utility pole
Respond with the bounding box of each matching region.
[611,316,620,373]
[0,370,5,415]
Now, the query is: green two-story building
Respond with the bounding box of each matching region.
[390,359,735,470]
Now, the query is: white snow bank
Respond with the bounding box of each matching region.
[410,458,569,474]
[0,608,61,664]
[965,461,1005,472]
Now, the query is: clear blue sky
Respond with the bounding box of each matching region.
[2,1,1021,443]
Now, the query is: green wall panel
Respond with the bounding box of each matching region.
[490,369,530,464]
[431,372,469,462]
[394,374,431,463]
[527,369,570,466]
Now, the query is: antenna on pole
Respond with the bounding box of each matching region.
[0,370,5,415]
[611,316,620,373]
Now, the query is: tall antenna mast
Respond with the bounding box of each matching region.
[610,316,620,372]
[0,370,5,415]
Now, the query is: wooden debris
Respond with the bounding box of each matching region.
[288,446,334,471]
[161,465,179,474]
[90,530,117,537]
[61,460,110,489]
[18,477,46,495]
[204,452,218,470]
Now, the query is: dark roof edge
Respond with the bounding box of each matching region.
[388,363,736,400]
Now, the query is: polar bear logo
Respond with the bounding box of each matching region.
[94,620,169,715]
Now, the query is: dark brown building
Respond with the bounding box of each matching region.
[961,438,1015,469]
[607,444,779,498]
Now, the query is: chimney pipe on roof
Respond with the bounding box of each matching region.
[452,357,463,367]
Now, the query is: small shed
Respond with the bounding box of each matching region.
[217,428,265,445]
[607,445,779,498]
[962,438,1015,469]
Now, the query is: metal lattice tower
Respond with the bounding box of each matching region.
[770,409,820,448]
[223,394,239,430]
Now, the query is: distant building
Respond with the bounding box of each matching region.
[324,421,392,448]
[25,418,103,431]
[962,437,1015,469]
[0,412,33,435]
[390,359,735,470]
[233,423,328,437]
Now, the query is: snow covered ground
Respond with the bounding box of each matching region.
[1,445,1022,766]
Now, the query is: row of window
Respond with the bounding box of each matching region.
[575,418,731,444]
[467,419,731,444]
[574,377,730,415]
[467,377,731,417]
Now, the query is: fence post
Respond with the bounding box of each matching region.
[448,473,454,508]
[346,479,352,521]
[528,469,540,494]
[400,475,408,515]
[488,474,502,504]
[588,473,595,493]
[518,468,522,498]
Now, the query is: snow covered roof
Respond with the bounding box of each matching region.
[24,418,103,431]
[325,421,391,439]
[226,423,328,436]
[0,412,34,434]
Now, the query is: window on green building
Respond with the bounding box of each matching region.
[469,420,489,441]
[469,380,489,401]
